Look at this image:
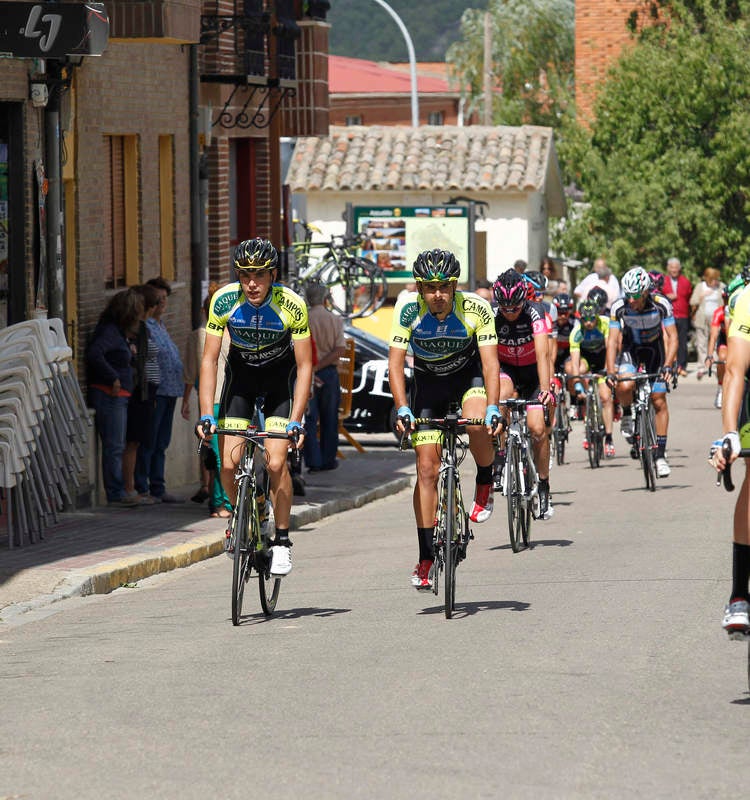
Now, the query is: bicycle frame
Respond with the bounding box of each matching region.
[580,372,606,469]
[615,370,663,491]
[551,372,570,466]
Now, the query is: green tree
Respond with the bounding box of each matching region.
[554,0,750,279]
[446,0,574,127]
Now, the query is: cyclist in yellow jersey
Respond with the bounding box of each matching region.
[196,238,313,577]
[389,249,501,591]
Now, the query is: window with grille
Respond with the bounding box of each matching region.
[428,111,444,126]
[345,115,362,126]
[105,134,139,289]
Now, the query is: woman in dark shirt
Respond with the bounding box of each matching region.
[86,289,143,506]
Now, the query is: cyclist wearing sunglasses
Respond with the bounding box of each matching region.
[197,237,313,577]
[569,299,615,456]
[606,265,678,478]
[389,249,501,591]
[493,268,554,518]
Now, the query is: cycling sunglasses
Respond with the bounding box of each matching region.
[497,302,524,313]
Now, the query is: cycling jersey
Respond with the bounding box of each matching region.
[570,315,609,357]
[206,282,310,367]
[727,286,750,444]
[494,300,548,368]
[389,290,497,376]
[609,294,675,348]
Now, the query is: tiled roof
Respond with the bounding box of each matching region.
[286,125,559,196]
[329,56,454,94]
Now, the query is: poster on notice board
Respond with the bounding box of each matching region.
[354,205,469,284]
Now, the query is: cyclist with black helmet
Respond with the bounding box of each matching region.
[389,249,501,591]
[569,299,615,456]
[586,286,610,315]
[196,238,313,577]
[606,266,678,478]
[493,268,554,518]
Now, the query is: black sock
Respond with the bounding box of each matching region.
[656,436,667,459]
[622,406,631,416]
[417,527,434,561]
[274,528,291,546]
[731,542,750,602]
[605,433,613,444]
[476,464,493,485]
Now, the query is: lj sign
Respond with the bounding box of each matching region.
[0,2,108,58]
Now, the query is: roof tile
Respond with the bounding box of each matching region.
[286,125,556,194]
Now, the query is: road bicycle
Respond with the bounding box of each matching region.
[614,369,675,491]
[580,371,607,469]
[497,398,540,553]
[401,408,480,619]
[551,372,571,466]
[200,407,298,624]
[289,220,387,319]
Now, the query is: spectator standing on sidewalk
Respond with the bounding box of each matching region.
[135,277,184,503]
[86,288,144,507]
[574,257,621,311]
[663,257,693,376]
[303,280,347,472]
[123,284,161,505]
[182,282,232,517]
[691,267,724,378]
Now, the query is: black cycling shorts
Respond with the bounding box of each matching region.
[219,348,296,431]
[499,363,540,401]
[411,360,485,422]
[619,344,664,376]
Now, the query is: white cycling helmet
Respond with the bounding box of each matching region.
[621,266,651,298]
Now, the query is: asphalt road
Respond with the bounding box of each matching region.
[1,374,744,799]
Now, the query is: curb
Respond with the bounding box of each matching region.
[0,476,412,623]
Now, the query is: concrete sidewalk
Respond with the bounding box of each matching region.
[0,437,413,623]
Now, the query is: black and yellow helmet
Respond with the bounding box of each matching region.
[412,249,460,282]
[233,238,279,270]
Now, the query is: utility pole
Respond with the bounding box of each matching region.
[483,11,493,126]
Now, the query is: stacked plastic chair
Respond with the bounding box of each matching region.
[0,318,91,548]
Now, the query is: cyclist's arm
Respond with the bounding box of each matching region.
[533,331,551,392]
[606,324,622,375]
[662,321,678,369]
[291,336,314,426]
[388,346,409,410]
[478,343,500,407]
[198,333,221,419]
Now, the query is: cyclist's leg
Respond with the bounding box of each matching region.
[526,405,548,481]
[459,374,494,523]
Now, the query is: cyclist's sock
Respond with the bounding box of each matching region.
[273,528,292,546]
[605,433,613,444]
[417,527,434,561]
[732,542,750,602]
[622,405,632,417]
[656,435,667,459]
[475,464,493,485]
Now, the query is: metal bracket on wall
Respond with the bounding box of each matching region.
[208,79,296,130]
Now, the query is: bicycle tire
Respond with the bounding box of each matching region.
[507,441,525,553]
[256,518,281,617]
[639,408,657,491]
[444,466,457,619]
[231,477,251,626]
[318,258,380,319]
[520,451,532,546]
[554,403,566,465]
[432,473,448,598]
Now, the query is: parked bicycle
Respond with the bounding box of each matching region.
[497,398,540,553]
[551,372,571,466]
[400,408,479,619]
[289,220,387,319]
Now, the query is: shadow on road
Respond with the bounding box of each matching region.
[238,606,352,624]
[417,599,530,617]
[489,538,573,552]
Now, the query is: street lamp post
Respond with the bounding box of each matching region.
[370,0,419,127]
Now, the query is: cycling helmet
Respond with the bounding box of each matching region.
[524,270,548,292]
[578,299,599,321]
[493,269,527,308]
[586,286,608,312]
[412,249,460,282]
[553,292,574,313]
[621,266,651,298]
[648,270,665,292]
[727,273,746,295]
[233,238,279,270]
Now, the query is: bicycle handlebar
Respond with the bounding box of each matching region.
[196,426,299,455]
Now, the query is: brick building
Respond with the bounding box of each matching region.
[575,0,640,122]
[0,0,330,505]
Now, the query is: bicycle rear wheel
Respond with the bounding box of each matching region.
[318,257,381,319]
[231,478,251,626]
[444,466,457,619]
[639,409,657,491]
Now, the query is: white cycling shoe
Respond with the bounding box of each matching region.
[270,545,292,576]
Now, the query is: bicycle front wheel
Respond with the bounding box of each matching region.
[444,466,457,619]
[506,441,525,553]
[256,520,281,617]
[231,478,252,626]
[554,402,566,465]
[640,406,657,491]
